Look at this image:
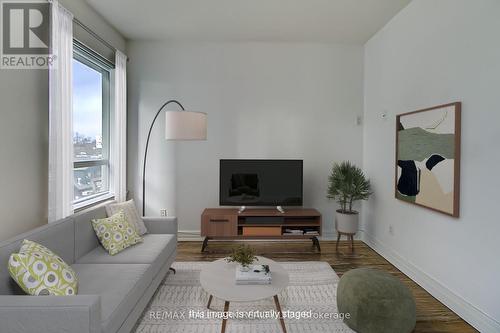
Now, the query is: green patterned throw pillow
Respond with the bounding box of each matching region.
[8,240,78,296]
[92,210,143,255]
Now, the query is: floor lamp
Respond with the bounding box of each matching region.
[142,100,207,216]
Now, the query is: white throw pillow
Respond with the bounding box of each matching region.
[105,199,147,235]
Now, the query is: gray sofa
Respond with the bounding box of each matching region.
[0,203,177,333]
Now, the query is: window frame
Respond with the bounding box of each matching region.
[72,40,114,210]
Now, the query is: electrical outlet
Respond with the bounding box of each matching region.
[389,225,394,236]
[356,115,363,126]
[160,209,168,217]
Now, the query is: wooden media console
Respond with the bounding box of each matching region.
[200,208,322,252]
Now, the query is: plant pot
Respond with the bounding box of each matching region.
[335,210,359,234]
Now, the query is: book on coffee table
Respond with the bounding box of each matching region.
[235,264,272,285]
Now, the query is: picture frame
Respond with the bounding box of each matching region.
[395,102,461,217]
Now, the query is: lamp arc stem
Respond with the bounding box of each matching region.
[142,100,185,216]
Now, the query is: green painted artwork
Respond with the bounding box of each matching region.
[395,103,461,217]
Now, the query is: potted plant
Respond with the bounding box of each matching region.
[327,161,372,234]
[225,245,258,272]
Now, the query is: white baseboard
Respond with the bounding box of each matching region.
[319,233,335,241]
[178,230,203,241]
[360,230,500,333]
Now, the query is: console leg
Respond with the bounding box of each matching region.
[201,237,210,252]
[207,295,213,309]
[311,236,321,252]
[169,267,176,274]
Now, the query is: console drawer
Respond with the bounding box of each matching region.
[242,226,282,236]
[201,215,237,236]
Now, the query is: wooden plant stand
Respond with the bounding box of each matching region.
[336,231,355,253]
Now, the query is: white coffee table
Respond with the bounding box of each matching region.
[200,256,290,333]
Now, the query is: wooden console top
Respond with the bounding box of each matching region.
[202,208,321,217]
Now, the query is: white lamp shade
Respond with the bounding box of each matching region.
[165,111,207,140]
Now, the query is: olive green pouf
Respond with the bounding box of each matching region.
[337,268,416,333]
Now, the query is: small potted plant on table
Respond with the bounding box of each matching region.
[327,161,372,251]
[226,245,257,272]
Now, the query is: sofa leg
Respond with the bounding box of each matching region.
[169,267,176,274]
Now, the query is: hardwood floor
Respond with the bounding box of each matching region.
[176,239,477,333]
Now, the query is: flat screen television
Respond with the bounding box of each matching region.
[219,159,303,206]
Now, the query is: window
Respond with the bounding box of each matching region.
[72,42,113,209]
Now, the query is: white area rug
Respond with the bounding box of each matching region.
[134,261,354,333]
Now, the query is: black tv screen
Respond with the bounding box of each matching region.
[219,159,303,206]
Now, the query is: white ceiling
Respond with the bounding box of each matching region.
[87,0,411,44]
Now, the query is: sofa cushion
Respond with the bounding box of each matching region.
[91,211,143,256]
[76,234,175,278]
[74,205,107,260]
[106,199,147,235]
[0,217,74,295]
[71,263,152,333]
[8,240,78,296]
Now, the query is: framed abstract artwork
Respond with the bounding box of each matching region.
[395,102,461,217]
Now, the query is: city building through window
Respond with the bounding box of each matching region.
[72,42,113,209]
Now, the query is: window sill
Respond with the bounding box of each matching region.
[73,192,115,212]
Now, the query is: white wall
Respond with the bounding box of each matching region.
[0,70,48,242]
[60,0,126,52]
[0,0,125,242]
[362,0,500,331]
[127,41,364,236]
